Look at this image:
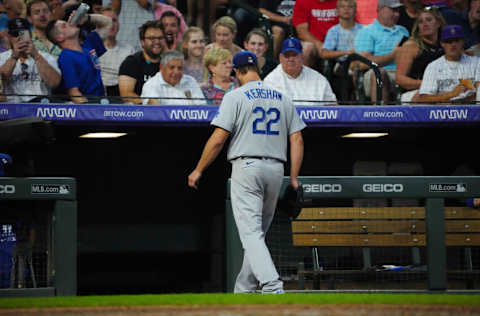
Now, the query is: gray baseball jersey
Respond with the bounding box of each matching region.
[211,80,306,161]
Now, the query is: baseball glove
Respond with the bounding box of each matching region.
[278,184,304,220]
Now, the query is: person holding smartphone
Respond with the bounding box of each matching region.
[0,18,61,103]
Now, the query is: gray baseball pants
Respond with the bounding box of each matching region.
[230,157,284,293]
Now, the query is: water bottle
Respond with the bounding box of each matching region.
[70,3,90,26]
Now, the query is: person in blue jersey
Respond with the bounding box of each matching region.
[46,10,112,103]
[188,51,306,294]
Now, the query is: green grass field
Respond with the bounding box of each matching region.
[1,293,480,309]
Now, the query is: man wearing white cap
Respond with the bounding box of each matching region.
[418,24,480,103]
[264,37,337,106]
[353,0,409,103]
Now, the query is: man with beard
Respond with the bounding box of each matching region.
[160,11,182,51]
[442,0,480,48]
[27,0,62,58]
[118,20,167,104]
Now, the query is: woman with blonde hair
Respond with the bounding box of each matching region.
[201,47,239,105]
[182,26,207,83]
[205,16,243,56]
[395,6,446,103]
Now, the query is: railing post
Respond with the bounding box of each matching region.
[425,198,447,290]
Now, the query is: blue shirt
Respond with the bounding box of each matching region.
[58,31,107,97]
[354,19,409,70]
[323,23,363,61]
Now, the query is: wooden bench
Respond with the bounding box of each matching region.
[292,206,480,289]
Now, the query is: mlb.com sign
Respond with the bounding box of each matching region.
[36,107,77,119]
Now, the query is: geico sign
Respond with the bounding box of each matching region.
[363,183,404,193]
[303,184,342,193]
[0,185,15,194]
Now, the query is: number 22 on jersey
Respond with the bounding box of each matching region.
[252,106,280,135]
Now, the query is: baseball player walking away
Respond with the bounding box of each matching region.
[188,51,306,294]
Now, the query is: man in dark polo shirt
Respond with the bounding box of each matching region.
[118,20,167,104]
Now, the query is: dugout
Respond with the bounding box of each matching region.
[1,103,480,294]
[0,177,77,297]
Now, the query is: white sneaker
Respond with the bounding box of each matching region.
[262,289,285,294]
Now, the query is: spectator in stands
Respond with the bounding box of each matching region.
[229,0,260,45]
[466,26,480,55]
[141,50,205,105]
[0,18,61,103]
[442,0,480,48]
[99,6,135,98]
[205,16,243,56]
[160,10,184,51]
[46,11,112,103]
[0,0,25,51]
[89,0,103,14]
[48,0,80,21]
[353,0,409,103]
[186,0,228,31]
[27,0,62,58]
[243,28,278,79]
[118,20,167,104]
[395,6,445,103]
[182,26,207,83]
[448,0,469,13]
[397,0,423,33]
[264,37,337,105]
[154,2,187,37]
[418,24,480,103]
[320,0,363,102]
[201,47,239,105]
[109,0,154,51]
[292,0,339,67]
[259,0,295,58]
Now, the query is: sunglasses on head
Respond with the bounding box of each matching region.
[424,5,440,11]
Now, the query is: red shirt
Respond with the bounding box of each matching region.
[292,0,339,42]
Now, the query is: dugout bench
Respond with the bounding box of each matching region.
[225,176,480,292]
[0,177,76,297]
[293,206,480,290]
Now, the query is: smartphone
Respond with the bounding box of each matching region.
[398,36,408,47]
[18,30,30,42]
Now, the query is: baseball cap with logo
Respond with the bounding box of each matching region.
[7,18,31,37]
[233,51,258,69]
[377,0,403,8]
[440,25,465,42]
[281,37,302,55]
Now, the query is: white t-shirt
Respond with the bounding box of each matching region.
[99,42,135,87]
[104,0,153,51]
[141,72,206,105]
[0,50,60,103]
[419,54,480,97]
[263,64,337,105]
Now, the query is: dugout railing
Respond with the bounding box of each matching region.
[0,177,77,297]
[225,176,480,292]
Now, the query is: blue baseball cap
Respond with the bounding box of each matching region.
[281,38,302,55]
[440,25,465,42]
[232,51,258,68]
